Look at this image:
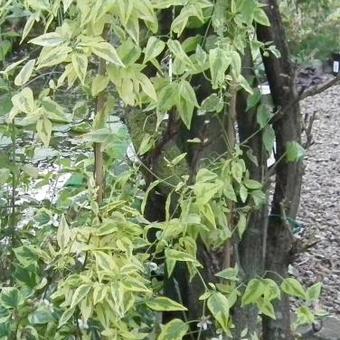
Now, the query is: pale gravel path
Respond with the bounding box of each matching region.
[295,84,340,316]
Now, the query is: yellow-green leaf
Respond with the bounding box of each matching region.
[91,42,124,67]
[21,13,39,43]
[207,292,230,332]
[242,279,264,306]
[257,298,276,319]
[2,58,28,75]
[237,213,247,237]
[281,278,306,299]
[58,307,75,327]
[72,53,88,85]
[57,215,70,249]
[158,319,189,340]
[29,32,65,47]
[36,116,52,146]
[143,36,165,63]
[146,297,187,311]
[138,73,157,101]
[37,45,71,69]
[14,59,36,86]
[70,284,92,308]
[306,282,322,302]
[253,7,270,26]
[62,0,73,12]
[91,75,109,97]
[11,87,35,114]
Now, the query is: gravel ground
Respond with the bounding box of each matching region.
[294,83,340,316]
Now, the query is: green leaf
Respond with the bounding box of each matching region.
[0,288,22,308]
[62,0,73,12]
[91,75,109,97]
[70,285,92,308]
[231,161,243,183]
[14,59,36,86]
[143,36,166,63]
[93,284,108,305]
[91,42,124,67]
[257,299,276,319]
[201,93,224,113]
[170,153,187,166]
[296,306,315,326]
[171,4,204,36]
[37,45,71,69]
[263,125,275,153]
[138,133,154,155]
[179,80,199,107]
[209,47,231,89]
[239,184,248,203]
[94,251,115,271]
[223,182,237,201]
[57,215,70,249]
[138,73,157,101]
[29,32,65,47]
[215,266,239,281]
[96,222,117,236]
[41,97,68,122]
[263,278,281,301]
[230,50,241,78]
[71,53,88,85]
[253,7,270,26]
[246,149,259,166]
[2,58,28,75]
[281,278,306,299]
[21,13,39,43]
[196,168,218,182]
[306,283,322,303]
[28,306,54,325]
[146,297,187,311]
[177,94,194,129]
[237,213,247,237]
[246,89,261,111]
[194,180,223,206]
[244,179,262,190]
[242,279,264,306]
[165,249,199,277]
[117,38,141,65]
[158,319,189,340]
[58,307,75,327]
[13,246,38,267]
[167,39,193,68]
[36,117,52,147]
[251,189,266,207]
[207,292,230,332]
[257,104,272,128]
[238,75,254,94]
[286,142,305,162]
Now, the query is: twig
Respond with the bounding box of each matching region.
[303,110,317,149]
[272,75,340,123]
[299,75,340,101]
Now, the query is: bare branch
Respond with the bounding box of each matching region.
[273,75,340,123]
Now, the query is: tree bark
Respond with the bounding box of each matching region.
[233,46,268,337]
[257,1,303,338]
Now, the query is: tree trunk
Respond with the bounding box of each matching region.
[257,1,303,338]
[233,46,268,337]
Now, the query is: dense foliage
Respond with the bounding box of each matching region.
[0,0,332,339]
[280,0,340,62]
